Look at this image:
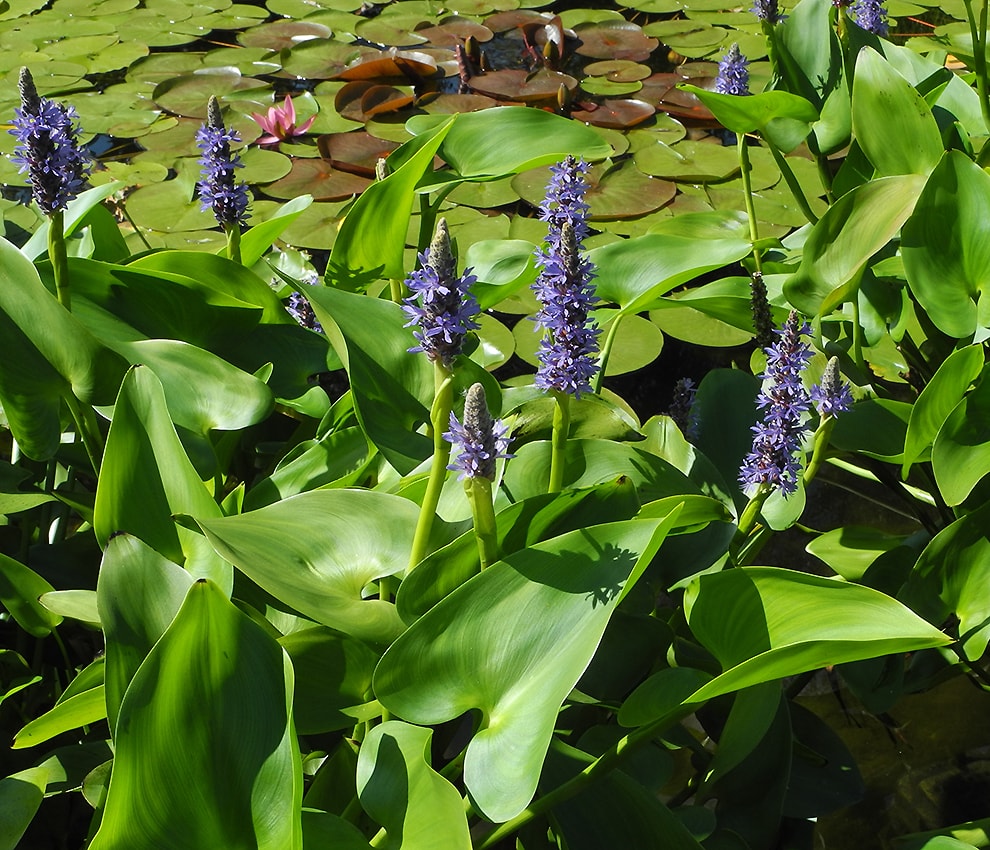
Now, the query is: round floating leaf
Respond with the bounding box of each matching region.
[152,71,270,119]
[238,19,332,49]
[89,580,302,850]
[570,98,657,129]
[263,158,372,201]
[374,515,681,822]
[280,199,349,250]
[634,138,739,182]
[580,77,643,96]
[469,68,578,103]
[195,491,416,644]
[317,131,399,176]
[125,179,215,233]
[573,20,660,61]
[584,59,652,81]
[416,16,493,47]
[239,146,292,184]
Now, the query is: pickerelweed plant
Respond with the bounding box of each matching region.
[8,5,990,847]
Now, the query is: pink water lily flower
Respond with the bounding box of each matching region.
[251,95,316,145]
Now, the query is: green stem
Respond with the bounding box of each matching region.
[465,476,499,569]
[730,483,771,564]
[963,0,990,134]
[803,417,837,483]
[738,136,762,275]
[63,393,103,474]
[548,391,570,494]
[766,142,819,224]
[592,314,622,395]
[850,295,864,371]
[119,199,153,251]
[476,705,696,850]
[225,222,242,265]
[407,364,455,572]
[48,210,70,310]
[388,278,403,304]
[805,134,835,204]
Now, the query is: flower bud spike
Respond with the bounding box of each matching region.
[444,383,512,481]
[811,356,853,419]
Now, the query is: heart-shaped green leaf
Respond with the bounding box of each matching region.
[932,372,990,506]
[89,579,302,850]
[374,513,682,822]
[356,721,471,850]
[195,490,417,644]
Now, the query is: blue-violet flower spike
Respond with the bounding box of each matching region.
[10,67,91,216]
[811,356,853,418]
[739,310,814,497]
[851,0,889,36]
[752,0,785,22]
[532,157,601,399]
[196,96,251,228]
[286,286,324,334]
[444,383,512,481]
[402,218,481,367]
[715,44,751,96]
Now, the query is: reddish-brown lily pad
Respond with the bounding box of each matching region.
[570,98,656,129]
[573,21,660,62]
[263,158,372,201]
[483,10,557,33]
[361,85,417,117]
[317,131,399,177]
[418,92,500,114]
[332,49,442,90]
[469,68,577,104]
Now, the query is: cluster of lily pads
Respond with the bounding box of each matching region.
[5,0,990,848]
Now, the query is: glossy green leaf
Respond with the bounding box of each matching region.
[20,182,124,261]
[852,48,943,178]
[0,552,60,637]
[38,590,100,626]
[903,346,985,476]
[908,500,990,660]
[356,721,471,850]
[301,810,372,850]
[806,526,910,581]
[683,567,951,703]
[682,86,818,150]
[702,682,780,790]
[240,194,314,267]
[405,107,612,178]
[830,397,912,463]
[195,490,417,644]
[90,580,302,850]
[397,480,642,623]
[932,375,990,505]
[0,237,127,459]
[590,232,751,315]
[902,151,990,338]
[0,766,49,850]
[97,534,194,732]
[618,666,714,728]
[13,686,106,749]
[502,438,702,504]
[110,339,273,434]
[93,366,229,592]
[784,174,926,316]
[304,286,432,474]
[374,514,682,822]
[327,118,453,288]
[279,627,380,734]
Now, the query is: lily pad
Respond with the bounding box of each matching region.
[634,138,739,182]
[317,131,399,176]
[469,68,578,103]
[570,98,657,129]
[237,19,332,50]
[584,59,652,81]
[573,20,660,61]
[263,158,372,201]
[153,71,270,119]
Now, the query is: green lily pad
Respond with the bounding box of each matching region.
[153,71,270,119]
[634,138,739,182]
[238,19,332,49]
[581,77,644,96]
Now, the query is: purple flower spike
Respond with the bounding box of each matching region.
[532,157,601,399]
[402,218,480,367]
[752,0,786,23]
[715,44,751,96]
[444,383,512,481]
[286,288,324,334]
[811,356,853,418]
[739,311,814,497]
[851,0,889,36]
[196,96,251,228]
[9,68,91,216]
